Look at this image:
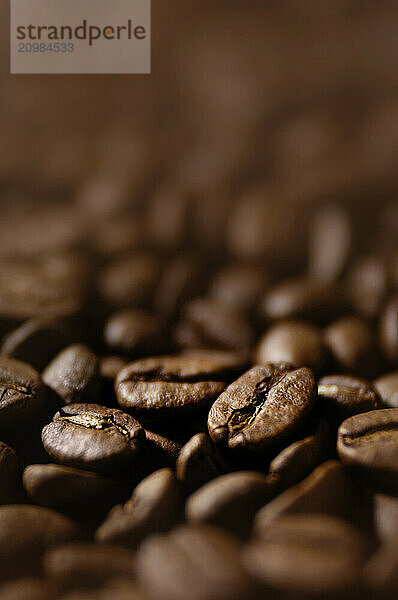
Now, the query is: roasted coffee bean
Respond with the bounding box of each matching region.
[209,263,267,311]
[260,276,333,321]
[268,418,333,489]
[373,372,398,407]
[379,295,398,363]
[139,430,182,471]
[115,350,245,420]
[244,514,367,596]
[324,315,374,374]
[373,493,398,543]
[0,317,71,372]
[136,524,254,600]
[208,364,316,452]
[0,357,47,433]
[255,320,325,371]
[318,374,382,427]
[43,543,135,587]
[99,356,128,381]
[0,578,56,600]
[308,204,351,283]
[255,461,353,529]
[23,463,126,514]
[42,403,144,475]
[186,471,275,538]
[347,255,388,318]
[146,186,190,250]
[363,541,398,594]
[174,297,253,355]
[91,213,144,257]
[0,441,24,504]
[96,468,183,549]
[104,309,161,356]
[98,253,160,308]
[0,505,83,579]
[338,409,398,491]
[42,344,101,405]
[176,433,229,494]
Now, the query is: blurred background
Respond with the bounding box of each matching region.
[0,0,396,367]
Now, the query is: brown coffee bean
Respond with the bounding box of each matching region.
[96,468,183,549]
[208,364,316,452]
[136,524,254,600]
[42,344,100,405]
[99,356,128,381]
[42,403,144,475]
[209,263,267,310]
[255,320,325,371]
[373,493,398,543]
[260,276,332,321]
[379,295,398,363]
[104,309,161,356]
[373,372,398,407]
[324,315,373,374]
[254,461,353,530]
[186,471,275,538]
[176,433,229,494]
[338,408,398,491]
[268,418,333,489]
[0,578,55,600]
[115,350,245,420]
[347,255,388,318]
[318,374,382,427]
[244,514,367,596]
[364,541,398,594]
[0,441,24,504]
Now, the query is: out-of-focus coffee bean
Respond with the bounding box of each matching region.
[364,541,398,594]
[209,263,267,311]
[96,468,183,549]
[42,403,144,475]
[98,253,160,308]
[91,213,144,257]
[99,356,128,381]
[0,357,47,433]
[254,461,353,529]
[0,441,24,504]
[43,543,135,588]
[174,297,253,356]
[244,514,367,596]
[0,578,55,600]
[379,295,398,363]
[186,471,275,538]
[373,493,398,543]
[255,320,325,371]
[104,310,162,356]
[347,255,388,317]
[324,315,374,374]
[23,463,127,514]
[373,372,398,407]
[318,374,382,428]
[338,408,398,492]
[136,524,254,600]
[269,418,333,489]
[176,433,229,494]
[308,204,351,283]
[0,505,83,579]
[115,350,245,421]
[42,344,100,405]
[146,187,190,250]
[208,363,316,452]
[0,317,72,372]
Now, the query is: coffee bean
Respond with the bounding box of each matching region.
[254,461,353,529]
[255,320,325,371]
[0,357,47,433]
[99,356,127,381]
[42,344,100,405]
[0,578,55,600]
[373,493,398,543]
[115,350,245,421]
[268,418,333,489]
[23,463,127,515]
[186,471,275,538]
[0,317,71,371]
[379,295,398,363]
[324,315,374,374]
[209,263,267,311]
[318,374,382,427]
[139,430,182,470]
[176,433,229,494]
[208,364,316,452]
[104,309,162,356]
[347,255,388,318]
[42,403,144,475]
[43,543,135,588]
[244,514,367,596]
[136,524,254,600]
[363,541,398,594]
[96,468,183,549]
[174,297,253,355]
[338,408,398,491]
[0,441,24,504]
[260,276,333,321]
[0,505,83,579]
[373,372,398,407]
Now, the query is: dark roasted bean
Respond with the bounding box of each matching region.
[104,309,161,356]
[379,295,398,363]
[208,364,316,452]
[0,441,24,504]
[0,578,56,600]
[260,276,333,321]
[176,433,229,494]
[324,315,374,374]
[373,372,398,407]
[209,263,267,311]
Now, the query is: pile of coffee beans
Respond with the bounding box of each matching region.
[0,190,396,600]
